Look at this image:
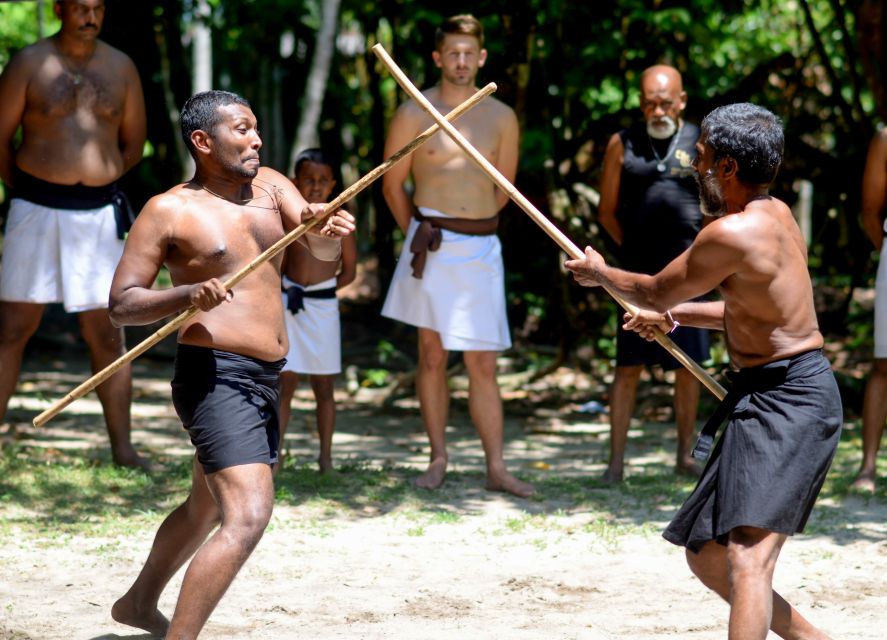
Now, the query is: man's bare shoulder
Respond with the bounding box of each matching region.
[142,185,196,219]
[2,39,51,74]
[702,198,792,242]
[255,166,289,188]
[483,94,517,119]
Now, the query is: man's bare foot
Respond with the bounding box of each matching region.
[413,457,447,490]
[601,467,623,484]
[112,448,152,472]
[486,471,534,498]
[111,594,169,637]
[851,470,877,494]
[676,457,703,478]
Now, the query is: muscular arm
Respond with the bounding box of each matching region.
[268,168,349,261]
[861,131,887,252]
[337,233,358,289]
[566,218,743,312]
[597,133,624,245]
[381,104,419,233]
[117,56,147,175]
[109,197,227,327]
[0,52,29,185]
[493,107,520,211]
[623,300,725,341]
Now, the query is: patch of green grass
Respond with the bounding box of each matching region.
[0,445,186,537]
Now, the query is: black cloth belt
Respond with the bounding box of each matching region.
[11,166,135,239]
[281,282,337,315]
[691,356,794,460]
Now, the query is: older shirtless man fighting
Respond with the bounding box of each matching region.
[381,14,532,497]
[0,0,147,467]
[566,103,841,639]
[108,90,354,638]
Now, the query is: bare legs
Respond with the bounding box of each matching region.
[413,328,533,497]
[112,458,274,639]
[604,365,700,482]
[277,371,336,473]
[310,375,336,472]
[277,372,299,469]
[603,365,642,482]
[0,302,145,468]
[686,528,831,640]
[674,368,702,476]
[852,358,887,492]
[413,328,450,490]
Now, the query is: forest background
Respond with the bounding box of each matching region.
[2,0,887,402]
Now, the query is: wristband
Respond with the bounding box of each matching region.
[665,310,680,334]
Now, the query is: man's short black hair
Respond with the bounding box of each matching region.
[180,90,252,159]
[293,148,336,176]
[701,103,784,186]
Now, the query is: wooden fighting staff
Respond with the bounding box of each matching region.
[371,44,726,400]
[32,83,499,428]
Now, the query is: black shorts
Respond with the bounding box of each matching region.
[663,349,842,553]
[171,344,285,474]
[616,323,710,370]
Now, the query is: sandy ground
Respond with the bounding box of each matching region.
[1,355,886,639]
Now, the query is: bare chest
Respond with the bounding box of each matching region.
[28,61,125,122]
[169,203,285,278]
[413,109,500,170]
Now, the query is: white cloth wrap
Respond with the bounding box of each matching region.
[875,239,887,358]
[281,276,341,374]
[381,207,511,352]
[0,198,123,312]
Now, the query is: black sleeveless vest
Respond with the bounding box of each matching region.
[617,121,702,273]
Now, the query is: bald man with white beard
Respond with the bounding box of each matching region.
[596,64,710,482]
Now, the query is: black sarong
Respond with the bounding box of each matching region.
[171,344,285,474]
[664,349,842,553]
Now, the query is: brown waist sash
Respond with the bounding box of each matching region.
[409,211,499,279]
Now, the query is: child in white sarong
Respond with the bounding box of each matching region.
[278,149,357,473]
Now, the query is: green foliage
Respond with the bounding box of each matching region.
[0,2,58,68]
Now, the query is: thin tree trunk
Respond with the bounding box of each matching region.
[191,0,212,93]
[154,21,192,181]
[289,0,341,171]
[36,0,45,38]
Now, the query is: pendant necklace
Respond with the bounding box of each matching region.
[53,38,96,86]
[649,124,682,173]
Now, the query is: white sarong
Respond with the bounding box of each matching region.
[381,207,511,352]
[876,232,887,358]
[0,198,124,312]
[281,276,341,374]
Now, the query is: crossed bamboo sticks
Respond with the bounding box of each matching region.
[369,44,725,401]
[33,46,724,428]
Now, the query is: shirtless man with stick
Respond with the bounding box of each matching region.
[381,14,532,497]
[0,0,146,467]
[566,103,841,639]
[108,90,354,638]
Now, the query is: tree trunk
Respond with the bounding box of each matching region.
[191,0,212,94]
[289,0,341,171]
[154,20,191,180]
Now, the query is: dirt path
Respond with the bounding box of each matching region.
[1,355,886,639]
